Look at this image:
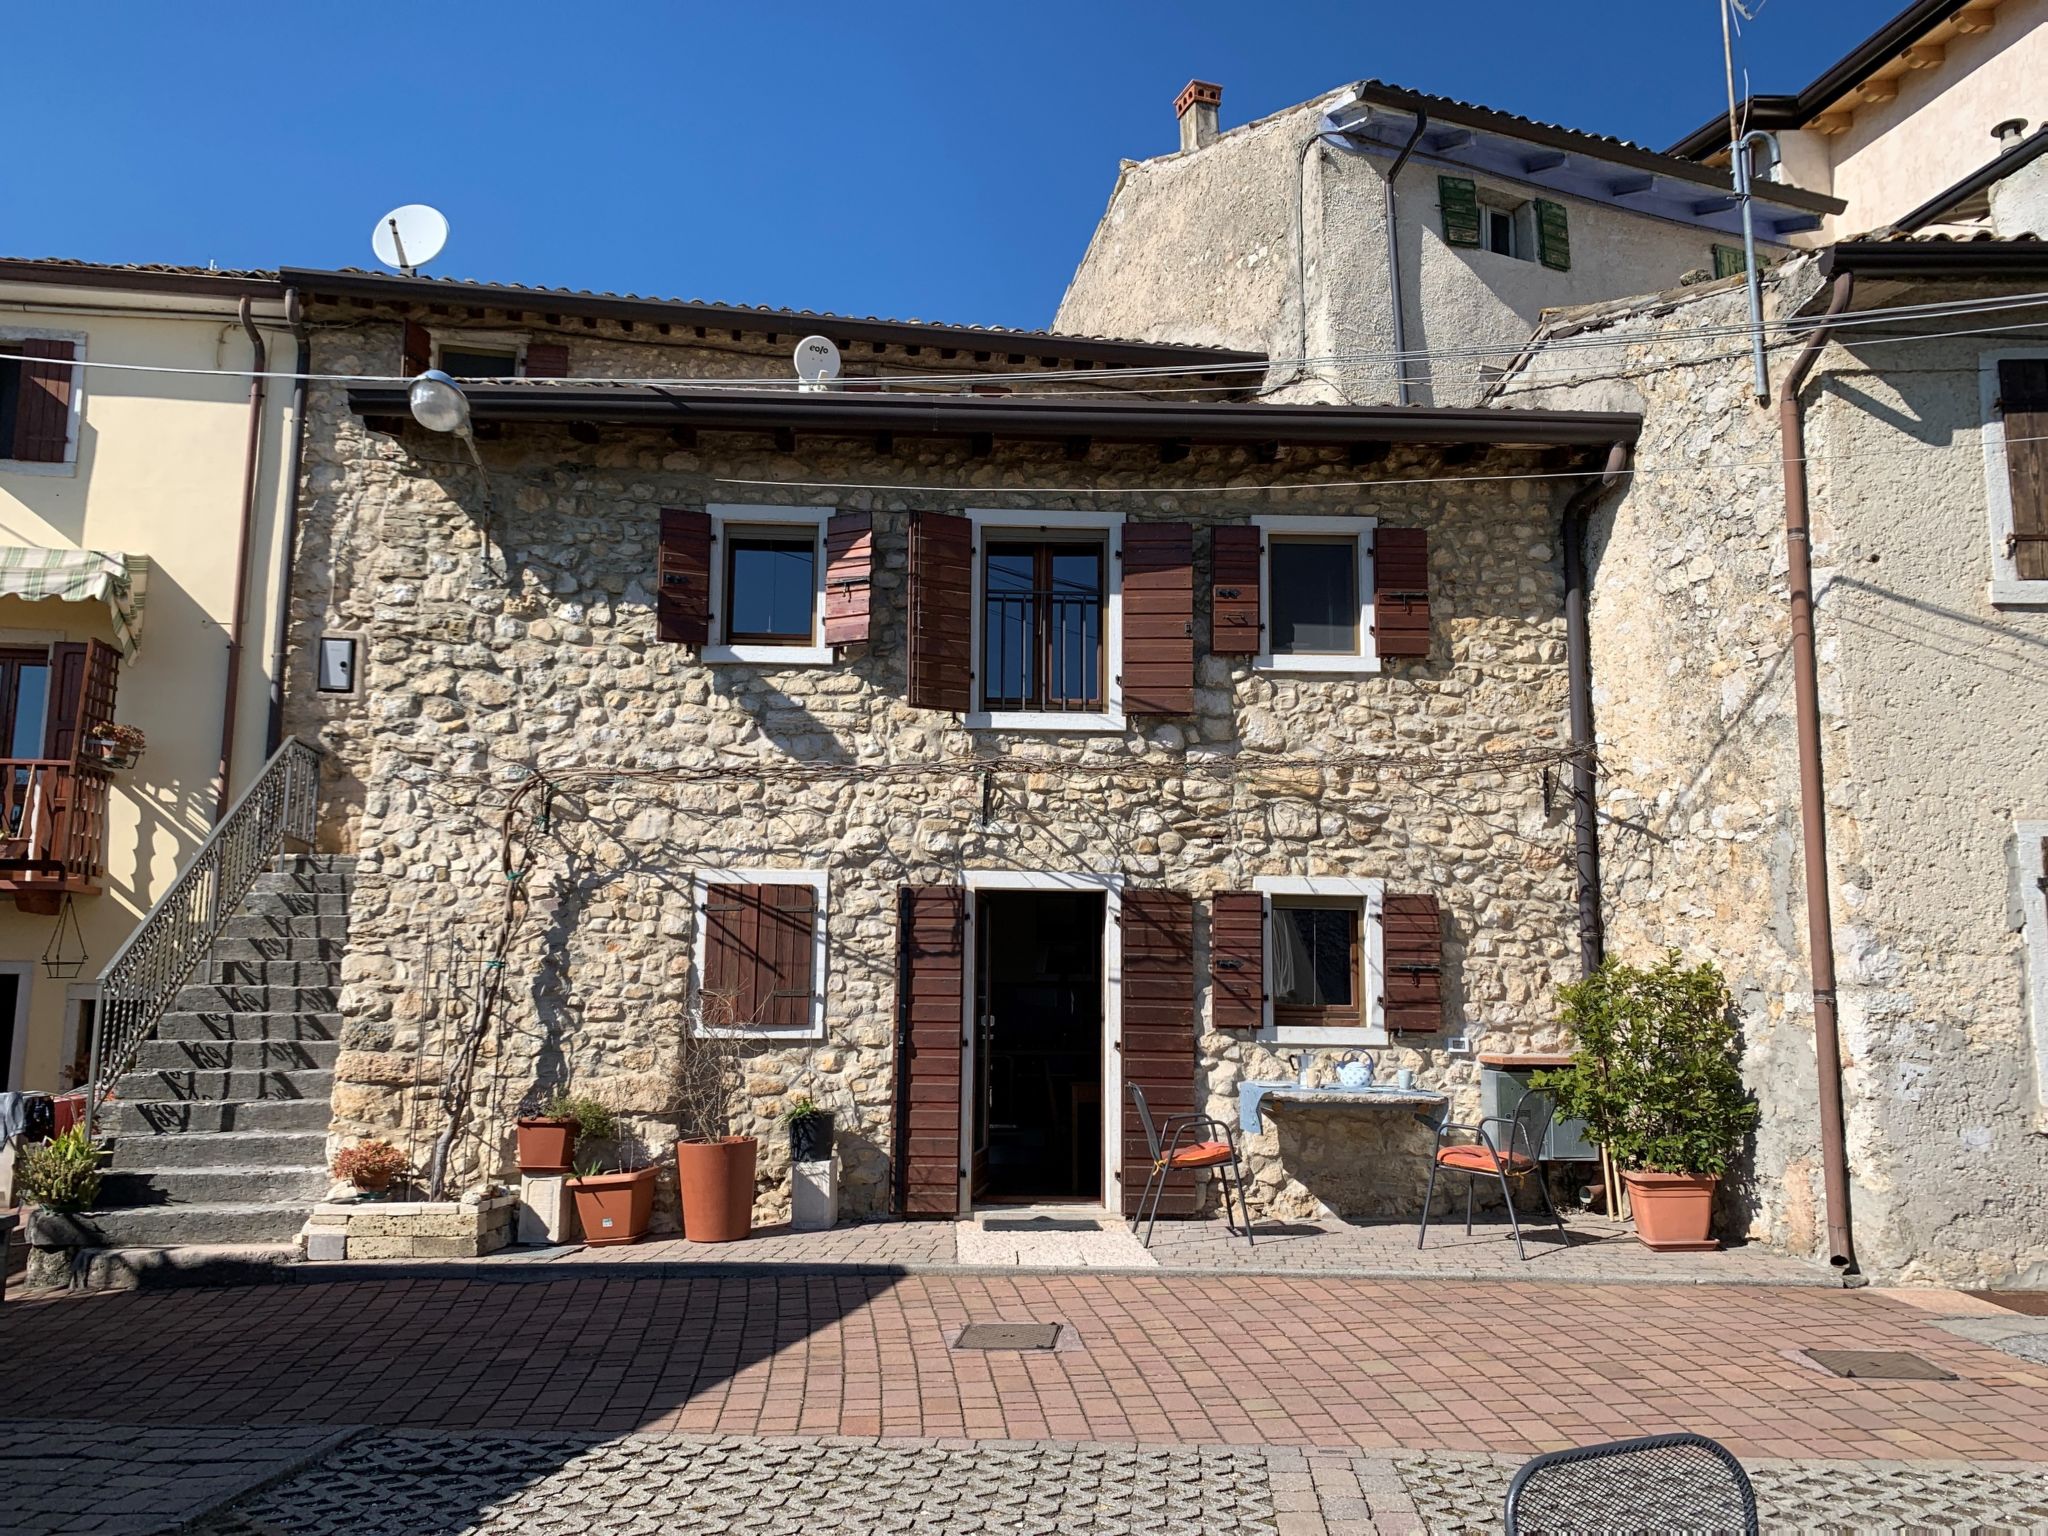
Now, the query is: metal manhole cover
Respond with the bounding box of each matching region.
[982,1217,1100,1232]
[1805,1348,1956,1380]
[955,1323,1063,1350]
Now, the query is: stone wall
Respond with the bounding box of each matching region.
[285,312,1589,1233]
[1497,261,2048,1285]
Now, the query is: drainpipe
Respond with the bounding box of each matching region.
[216,297,267,823]
[1560,441,1630,975]
[265,290,309,755]
[1382,110,1428,405]
[1781,269,1858,1274]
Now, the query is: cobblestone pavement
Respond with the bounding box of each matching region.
[0,1419,355,1536]
[7,1274,2048,1461]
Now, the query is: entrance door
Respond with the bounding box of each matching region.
[0,971,21,1093]
[972,891,1105,1203]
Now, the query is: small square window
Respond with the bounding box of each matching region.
[1481,205,1520,258]
[1272,901,1362,1029]
[1269,536,1359,655]
[723,528,819,644]
[438,345,520,380]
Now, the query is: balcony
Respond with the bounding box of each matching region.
[0,760,108,904]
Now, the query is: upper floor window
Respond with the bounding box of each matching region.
[1985,351,2048,606]
[982,537,1106,713]
[0,336,81,469]
[1253,515,1379,674]
[1480,204,1525,260]
[1439,177,1570,271]
[704,505,832,665]
[437,343,521,380]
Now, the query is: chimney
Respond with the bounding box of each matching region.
[1176,80,1222,153]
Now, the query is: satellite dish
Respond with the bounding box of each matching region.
[371,204,449,276]
[794,334,842,389]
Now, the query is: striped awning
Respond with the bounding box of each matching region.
[0,547,149,660]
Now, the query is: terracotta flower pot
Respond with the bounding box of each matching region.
[1623,1170,1720,1251]
[675,1136,757,1243]
[566,1165,656,1246]
[515,1116,578,1174]
[351,1172,395,1199]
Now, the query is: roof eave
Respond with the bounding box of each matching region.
[1818,240,2048,281]
[0,258,284,302]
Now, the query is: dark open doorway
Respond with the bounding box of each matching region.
[972,890,1104,1204]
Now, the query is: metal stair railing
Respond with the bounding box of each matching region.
[86,736,325,1133]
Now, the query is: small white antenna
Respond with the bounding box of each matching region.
[794,334,842,391]
[371,204,450,277]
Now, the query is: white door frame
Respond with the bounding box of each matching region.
[958,870,1125,1214]
[0,962,33,1093]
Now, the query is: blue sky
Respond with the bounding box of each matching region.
[5,2,1904,330]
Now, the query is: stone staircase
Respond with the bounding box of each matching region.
[77,856,353,1255]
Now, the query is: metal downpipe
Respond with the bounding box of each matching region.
[217,297,268,823]
[265,290,309,756]
[1561,441,1631,976]
[1383,110,1428,406]
[1781,269,1858,1273]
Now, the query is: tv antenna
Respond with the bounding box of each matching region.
[371,204,449,277]
[794,334,842,391]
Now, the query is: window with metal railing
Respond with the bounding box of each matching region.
[981,540,1105,712]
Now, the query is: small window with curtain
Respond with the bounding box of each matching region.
[1254,515,1378,672]
[1271,899,1362,1031]
[981,536,1106,712]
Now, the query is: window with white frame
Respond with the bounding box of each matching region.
[0,330,84,472]
[704,505,833,664]
[967,508,1124,730]
[2015,822,2048,1123]
[1253,875,1385,1046]
[432,331,526,379]
[1984,351,2048,606]
[1479,201,1531,261]
[691,867,828,1039]
[1253,515,1378,673]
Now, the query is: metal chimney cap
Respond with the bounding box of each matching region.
[1992,117,2031,142]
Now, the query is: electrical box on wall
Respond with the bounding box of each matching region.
[317,634,360,696]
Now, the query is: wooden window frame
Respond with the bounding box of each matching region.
[1252,514,1380,674]
[1251,875,1386,1046]
[721,529,821,645]
[0,329,85,475]
[979,536,1108,715]
[704,504,833,665]
[429,330,529,379]
[0,647,51,759]
[691,866,829,1040]
[1983,349,2048,606]
[1269,899,1364,1032]
[965,509,1125,732]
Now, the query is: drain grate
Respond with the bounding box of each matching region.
[981,1217,1100,1233]
[1805,1348,1956,1380]
[955,1323,1063,1351]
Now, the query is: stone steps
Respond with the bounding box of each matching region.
[156,1011,340,1042]
[209,936,345,964]
[211,959,335,987]
[31,1244,303,1292]
[133,1038,340,1072]
[108,1129,328,1170]
[237,892,350,917]
[219,914,350,940]
[98,1165,331,1207]
[249,872,353,893]
[113,1068,333,1103]
[47,1203,317,1248]
[173,984,339,1013]
[109,1099,332,1135]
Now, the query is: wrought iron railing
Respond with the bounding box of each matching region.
[0,759,109,885]
[983,590,1104,712]
[86,737,323,1131]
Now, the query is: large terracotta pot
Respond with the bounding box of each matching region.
[1623,1170,1720,1251]
[515,1117,577,1174]
[675,1136,757,1243]
[566,1165,656,1246]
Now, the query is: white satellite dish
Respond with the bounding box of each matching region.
[371,204,449,276]
[794,334,842,390]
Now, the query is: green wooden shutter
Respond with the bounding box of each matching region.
[1534,199,1571,271]
[1712,244,1747,280]
[1438,177,1480,248]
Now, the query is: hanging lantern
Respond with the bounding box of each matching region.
[42,894,88,980]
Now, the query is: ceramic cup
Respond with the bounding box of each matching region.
[1394,1068,1416,1091]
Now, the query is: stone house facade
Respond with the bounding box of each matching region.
[279,268,1636,1231]
[1054,80,1840,408]
[1493,234,2048,1285]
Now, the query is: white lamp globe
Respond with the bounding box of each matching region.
[408,370,472,435]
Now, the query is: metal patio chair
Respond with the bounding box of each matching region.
[1127,1083,1254,1249]
[1416,1084,1567,1261]
[1505,1432,1758,1535]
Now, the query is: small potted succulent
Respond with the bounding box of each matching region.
[781,1096,835,1164]
[83,721,146,770]
[332,1139,409,1199]
[560,1098,656,1246]
[516,1090,599,1174]
[1536,952,1760,1251]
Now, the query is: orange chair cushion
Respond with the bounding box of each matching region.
[1163,1141,1235,1169]
[1436,1144,1535,1175]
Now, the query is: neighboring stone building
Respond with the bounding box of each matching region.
[1665,0,2048,247]
[1491,229,2048,1286]
[272,266,1637,1232]
[1054,80,1839,407]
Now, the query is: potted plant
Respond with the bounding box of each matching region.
[516,1090,600,1174]
[782,1096,835,1163]
[673,1009,755,1243]
[1535,952,1760,1251]
[18,1125,105,1214]
[83,721,146,770]
[561,1099,656,1246]
[332,1139,409,1199]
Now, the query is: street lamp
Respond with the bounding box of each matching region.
[409,370,500,569]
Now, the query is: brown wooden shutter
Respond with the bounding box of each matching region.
[1381,893,1444,1034]
[1210,891,1264,1030]
[896,886,965,1216]
[702,882,815,1031]
[1372,528,1431,659]
[1120,521,1195,714]
[1210,524,1262,655]
[43,642,87,760]
[906,510,972,711]
[401,320,432,376]
[12,339,76,464]
[657,507,712,645]
[1998,359,2048,581]
[1121,888,1197,1217]
[823,511,874,646]
[522,340,570,378]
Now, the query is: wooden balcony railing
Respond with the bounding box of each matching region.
[0,759,109,893]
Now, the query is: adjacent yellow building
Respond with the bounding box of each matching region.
[0,259,294,1095]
